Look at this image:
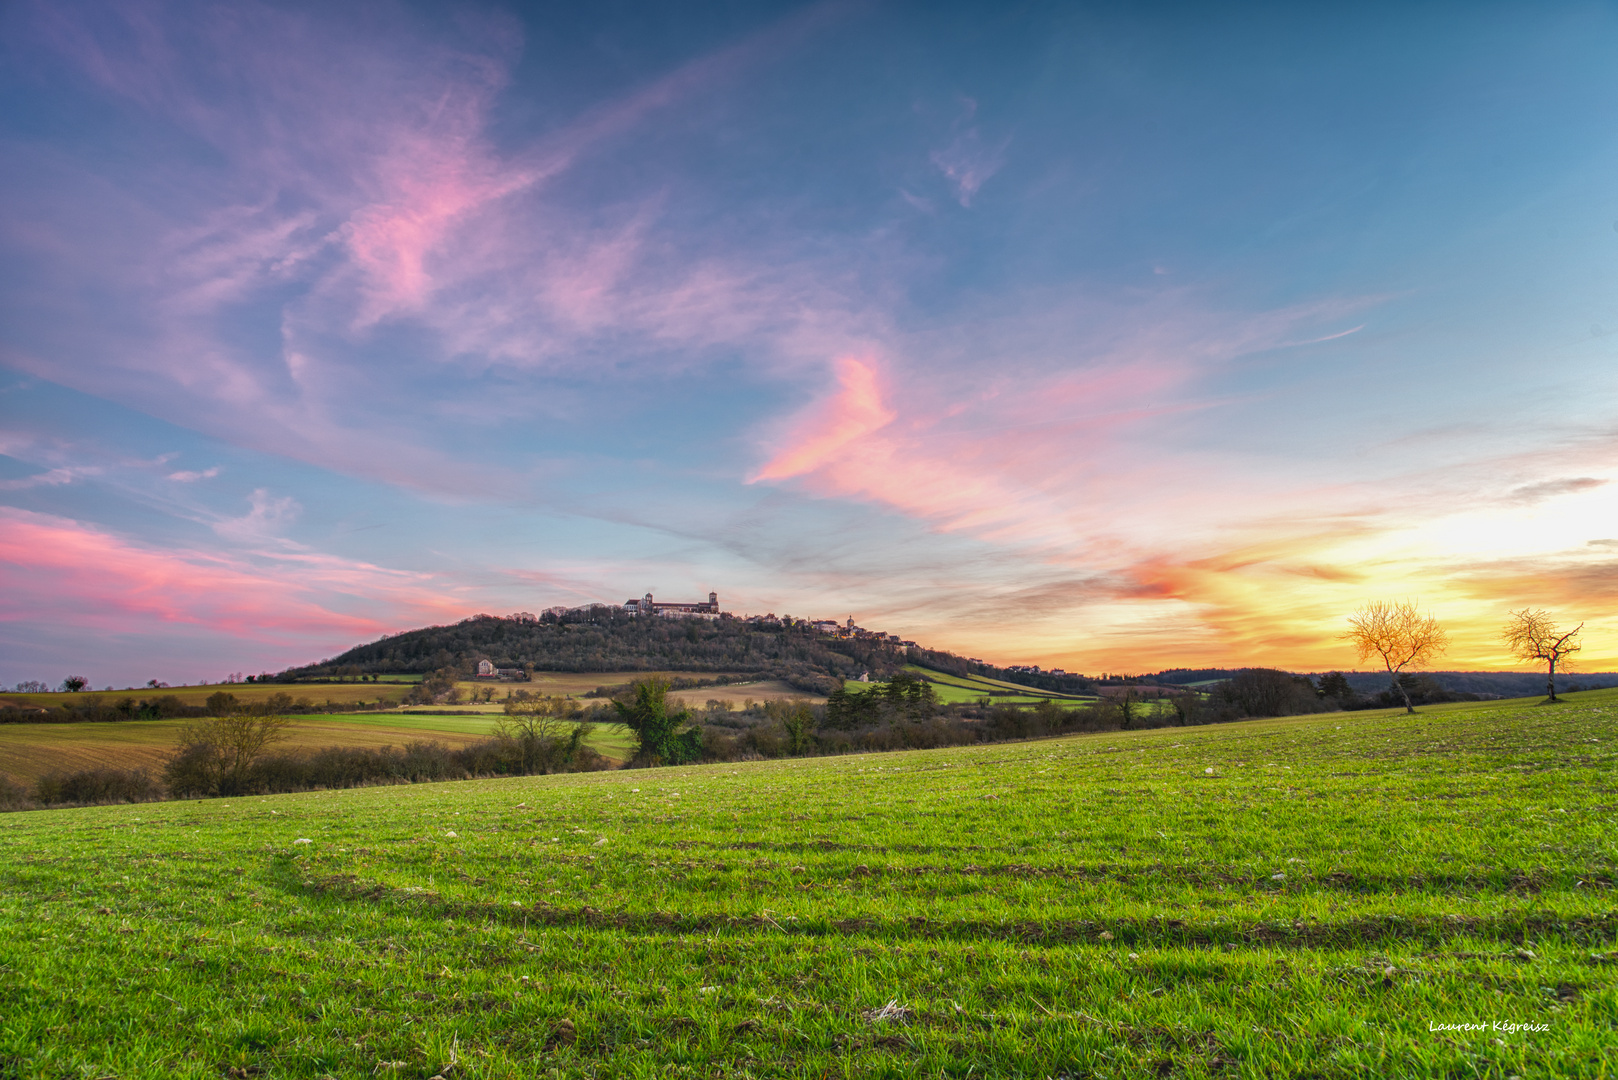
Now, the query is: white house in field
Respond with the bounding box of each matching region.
[474,659,526,680]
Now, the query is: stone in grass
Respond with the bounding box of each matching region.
[863,1000,912,1025]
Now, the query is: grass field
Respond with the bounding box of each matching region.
[845,665,1095,706]
[1,692,1614,1077]
[908,665,1095,701]
[0,715,638,784]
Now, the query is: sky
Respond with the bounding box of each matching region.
[3,0,1617,688]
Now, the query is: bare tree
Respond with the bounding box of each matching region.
[165,709,292,795]
[202,713,292,779]
[1501,609,1583,702]
[1344,600,1448,714]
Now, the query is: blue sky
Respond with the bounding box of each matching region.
[3,0,1616,687]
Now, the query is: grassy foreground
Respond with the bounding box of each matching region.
[1,695,1614,1078]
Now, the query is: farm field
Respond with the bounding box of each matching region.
[665,679,826,708]
[0,714,636,784]
[909,664,1095,701]
[478,672,761,700]
[2,693,1615,1078]
[846,665,1092,705]
[0,681,415,712]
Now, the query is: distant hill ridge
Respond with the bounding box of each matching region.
[277,608,1046,696]
[1147,668,1618,697]
[278,610,1613,700]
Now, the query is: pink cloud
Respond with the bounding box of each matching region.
[7,0,869,497]
[0,507,465,643]
[744,292,1388,550]
[752,355,896,482]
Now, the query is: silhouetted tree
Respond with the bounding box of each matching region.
[1502,608,1583,702]
[1315,671,1355,705]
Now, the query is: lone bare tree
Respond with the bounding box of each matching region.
[1501,609,1583,702]
[164,708,292,795]
[1344,600,1448,714]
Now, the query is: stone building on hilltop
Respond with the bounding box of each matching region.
[624,592,721,618]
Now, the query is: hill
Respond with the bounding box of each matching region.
[275,607,1055,696]
[2,692,1611,1076]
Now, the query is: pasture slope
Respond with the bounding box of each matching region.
[1,693,1615,1078]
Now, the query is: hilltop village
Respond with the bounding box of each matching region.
[612,592,919,648]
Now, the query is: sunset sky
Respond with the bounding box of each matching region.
[3,1,1616,687]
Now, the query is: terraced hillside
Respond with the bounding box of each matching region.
[1,694,1614,1077]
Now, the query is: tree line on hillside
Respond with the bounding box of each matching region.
[267,607,1100,696]
[0,691,397,725]
[3,663,1346,811]
[274,608,921,694]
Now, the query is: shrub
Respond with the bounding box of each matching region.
[1213,669,1330,719]
[33,768,161,806]
[615,680,703,766]
[0,774,34,810]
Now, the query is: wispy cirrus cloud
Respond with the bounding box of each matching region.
[1507,476,1607,504]
[6,0,866,495]
[929,98,1009,207]
[747,293,1375,547]
[212,488,300,542]
[0,465,101,490]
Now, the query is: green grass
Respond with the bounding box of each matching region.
[906,663,1093,705]
[296,714,639,761]
[845,666,1087,705]
[2,694,1615,1077]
